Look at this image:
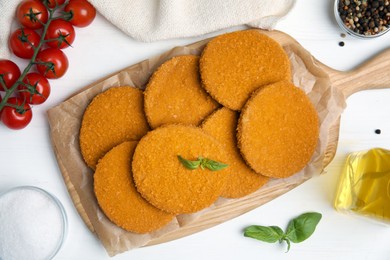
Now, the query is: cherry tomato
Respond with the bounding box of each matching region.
[0,60,21,91]
[9,28,41,59]
[16,0,49,30]
[17,73,51,105]
[64,0,96,27]
[1,97,33,130]
[45,19,75,49]
[43,0,66,8]
[36,48,69,79]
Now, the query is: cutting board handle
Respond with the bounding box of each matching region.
[320,48,390,98]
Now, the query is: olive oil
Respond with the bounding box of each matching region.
[334,148,390,225]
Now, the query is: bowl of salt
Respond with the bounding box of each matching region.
[0,186,67,260]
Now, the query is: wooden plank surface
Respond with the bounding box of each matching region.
[55,29,390,248]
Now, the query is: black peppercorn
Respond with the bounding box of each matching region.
[375,129,382,134]
[339,41,345,46]
[338,0,390,36]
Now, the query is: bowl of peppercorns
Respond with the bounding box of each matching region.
[335,0,390,38]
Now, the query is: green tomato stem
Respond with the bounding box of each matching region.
[0,5,61,111]
[0,77,8,91]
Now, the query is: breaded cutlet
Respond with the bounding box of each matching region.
[94,141,174,233]
[144,55,219,129]
[201,107,269,198]
[237,81,319,178]
[200,30,291,111]
[80,87,149,169]
[132,124,229,214]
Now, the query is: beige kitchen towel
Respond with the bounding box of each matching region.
[0,0,295,58]
[88,0,295,41]
[0,0,17,58]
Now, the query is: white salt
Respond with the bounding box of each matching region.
[0,187,65,260]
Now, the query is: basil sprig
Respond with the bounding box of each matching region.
[177,155,228,171]
[244,212,322,252]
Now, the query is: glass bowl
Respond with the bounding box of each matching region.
[0,186,68,260]
[334,0,390,39]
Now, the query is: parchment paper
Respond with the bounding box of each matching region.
[47,30,346,257]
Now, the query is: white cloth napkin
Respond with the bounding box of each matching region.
[0,0,18,58]
[0,0,295,58]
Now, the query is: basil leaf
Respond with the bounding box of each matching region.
[177,155,228,171]
[285,212,322,243]
[177,155,201,170]
[244,225,284,243]
[203,159,228,171]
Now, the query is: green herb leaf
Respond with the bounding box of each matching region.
[244,225,284,243]
[243,212,322,252]
[285,212,322,243]
[177,155,201,170]
[202,158,229,171]
[177,155,228,171]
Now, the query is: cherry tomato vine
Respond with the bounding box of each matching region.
[0,0,96,130]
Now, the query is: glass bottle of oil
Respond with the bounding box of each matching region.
[334,148,390,225]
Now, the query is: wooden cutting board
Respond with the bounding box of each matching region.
[147,31,390,245]
[318,47,390,167]
[48,29,390,252]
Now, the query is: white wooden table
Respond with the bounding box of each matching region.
[1,0,389,259]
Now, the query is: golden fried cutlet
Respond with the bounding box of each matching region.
[80,87,149,169]
[201,107,269,198]
[237,81,319,178]
[200,30,291,111]
[94,141,175,233]
[132,124,229,214]
[144,55,219,129]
